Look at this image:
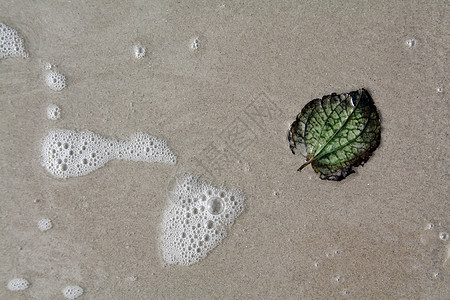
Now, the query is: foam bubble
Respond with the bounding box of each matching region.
[191,38,200,50]
[125,275,137,282]
[43,62,53,70]
[133,44,146,59]
[38,218,53,231]
[405,39,416,47]
[62,285,83,299]
[207,197,224,215]
[41,129,176,179]
[0,23,27,59]
[7,278,29,291]
[47,104,61,120]
[161,174,245,266]
[44,70,66,91]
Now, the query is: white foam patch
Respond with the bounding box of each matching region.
[62,285,83,299]
[41,129,176,179]
[7,278,29,291]
[45,70,66,91]
[0,23,27,58]
[161,174,245,266]
[38,218,53,231]
[47,104,61,120]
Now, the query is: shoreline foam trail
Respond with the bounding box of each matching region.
[41,129,176,179]
[0,22,27,59]
[161,174,245,266]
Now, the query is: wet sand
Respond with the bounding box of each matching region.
[1,1,449,299]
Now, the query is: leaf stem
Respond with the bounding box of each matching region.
[298,157,314,172]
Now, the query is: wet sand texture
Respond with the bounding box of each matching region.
[1,1,449,299]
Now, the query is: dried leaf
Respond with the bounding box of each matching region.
[289,89,381,181]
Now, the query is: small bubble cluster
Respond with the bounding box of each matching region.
[0,23,27,58]
[7,278,29,291]
[41,129,176,179]
[44,71,66,91]
[191,38,200,50]
[125,275,137,282]
[44,62,53,70]
[62,285,83,299]
[161,174,245,266]
[133,44,146,59]
[37,218,53,231]
[47,104,61,120]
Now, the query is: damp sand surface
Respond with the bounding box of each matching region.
[1,1,449,299]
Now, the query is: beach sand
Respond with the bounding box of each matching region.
[1,1,448,299]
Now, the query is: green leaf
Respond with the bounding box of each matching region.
[288,89,381,181]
